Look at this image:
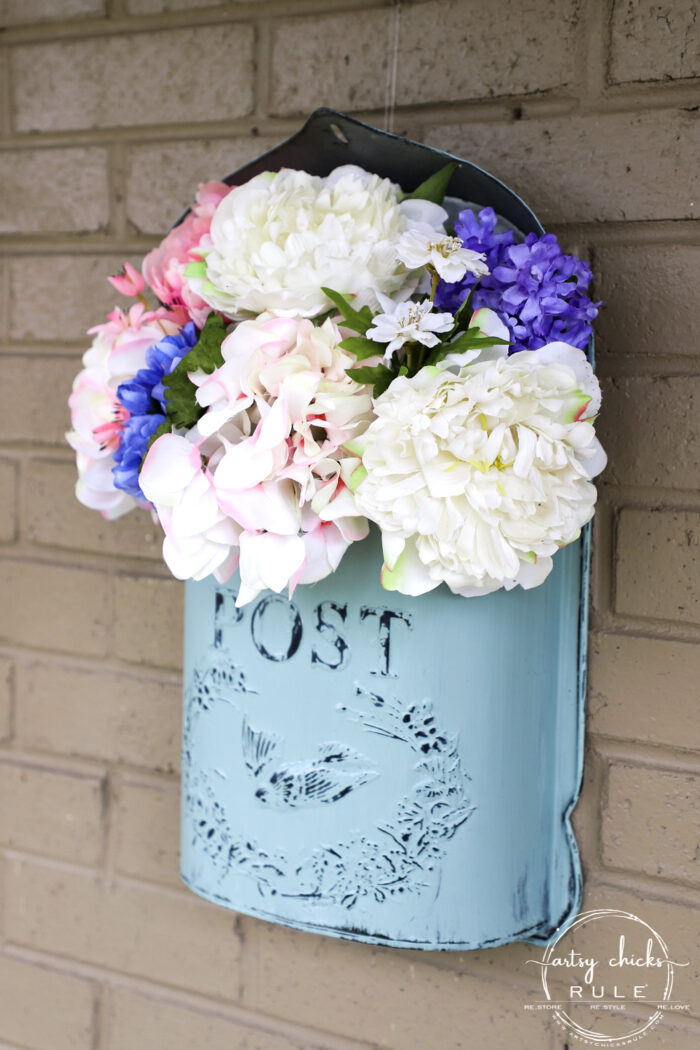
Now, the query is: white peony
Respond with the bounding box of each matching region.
[352,315,606,597]
[185,165,446,319]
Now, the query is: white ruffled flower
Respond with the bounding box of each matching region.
[186,165,446,319]
[367,297,454,356]
[396,228,489,283]
[353,313,606,598]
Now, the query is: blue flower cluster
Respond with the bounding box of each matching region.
[112,322,199,500]
[435,207,600,354]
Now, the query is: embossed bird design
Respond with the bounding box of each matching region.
[241,716,379,809]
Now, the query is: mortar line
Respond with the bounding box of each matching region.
[588,612,700,646]
[0,44,11,137]
[597,484,700,509]
[586,871,700,910]
[0,745,178,785]
[589,623,700,645]
[0,82,698,153]
[0,258,9,341]
[90,983,103,1050]
[107,139,128,241]
[594,737,700,774]
[0,643,182,682]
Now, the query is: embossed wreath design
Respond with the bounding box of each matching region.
[183,651,474,909]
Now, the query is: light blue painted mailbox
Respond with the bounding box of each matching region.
[179,111,590,950]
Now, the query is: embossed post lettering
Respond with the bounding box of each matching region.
[213,589,244,647]
[360,607,413,678]
[311,601,349,670]
[251,595,303,662]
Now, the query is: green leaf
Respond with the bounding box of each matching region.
[448,281,481,337]
[312,308,336,327]
[423,346,447,367]
[162,313,228,429]
[184,260,206,280]
[347,463,368,492]
[346,363,395,398]
[423,329,510,368]
[448,329,510,353]
[406,162,457,205]
[321,287,373,334]
[338,335,382,361]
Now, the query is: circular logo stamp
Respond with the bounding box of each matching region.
[526,908,689,1045]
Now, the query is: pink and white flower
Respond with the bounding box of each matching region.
[142,181,232,327]
[66,304,182,519]
[191,312,373,604]
[139,432,240,582]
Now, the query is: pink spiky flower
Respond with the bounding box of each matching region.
[107,261,146,299]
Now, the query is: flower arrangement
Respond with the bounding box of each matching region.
[68,159,605,606]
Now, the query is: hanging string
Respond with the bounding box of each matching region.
[383,0,401,135]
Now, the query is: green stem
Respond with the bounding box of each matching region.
[430,267,439,303]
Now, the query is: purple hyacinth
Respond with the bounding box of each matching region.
[435,208,600,354]
[112,321,199,500]
[435,206,514,315]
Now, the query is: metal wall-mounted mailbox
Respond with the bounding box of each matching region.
[179,111,589,950]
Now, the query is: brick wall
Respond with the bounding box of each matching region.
[0,1,698,1047]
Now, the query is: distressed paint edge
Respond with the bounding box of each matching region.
[180,870,551,952]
